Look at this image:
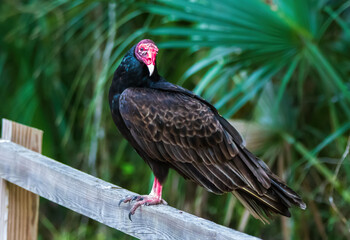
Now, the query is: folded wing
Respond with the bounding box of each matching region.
[119,87,305,222]
[119,88,271,192]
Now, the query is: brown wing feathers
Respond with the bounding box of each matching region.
[119,87,305,221]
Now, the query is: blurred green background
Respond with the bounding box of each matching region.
[0,0,349,239]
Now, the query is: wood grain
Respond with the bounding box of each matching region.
[0,119,43,240]
[0,141,260,240]
[0,177,9,240]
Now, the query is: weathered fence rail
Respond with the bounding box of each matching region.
[0,119,259,240]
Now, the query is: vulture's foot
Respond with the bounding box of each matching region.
[119,194,167,221]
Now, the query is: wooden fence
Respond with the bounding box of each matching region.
[0,119,259,240]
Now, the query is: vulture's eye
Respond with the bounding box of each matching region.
[140,47,144,51]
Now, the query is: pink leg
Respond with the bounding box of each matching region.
[119,177,167,220]
[149,176,163,199]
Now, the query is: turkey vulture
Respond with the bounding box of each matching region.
[109,39,306,222]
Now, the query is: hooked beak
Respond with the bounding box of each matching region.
[147,64,155,76]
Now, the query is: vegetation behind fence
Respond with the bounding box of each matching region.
[0,0,349,239]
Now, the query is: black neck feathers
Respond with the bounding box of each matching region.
[110,45,160,96]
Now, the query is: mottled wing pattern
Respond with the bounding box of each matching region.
[119,87,270,195]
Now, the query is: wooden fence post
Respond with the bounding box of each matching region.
[0,119,260,240]
[0,119,43,240]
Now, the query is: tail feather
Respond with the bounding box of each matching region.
[233,190,271,223]
[233,175,306,223]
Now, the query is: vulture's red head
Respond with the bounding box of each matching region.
[135,39,159,76]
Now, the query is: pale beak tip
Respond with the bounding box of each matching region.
[147,64,155,76]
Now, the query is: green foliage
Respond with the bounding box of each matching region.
[1,0,349,239]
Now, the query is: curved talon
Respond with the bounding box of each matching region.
[119,178,165,221]
[119,196,133,206]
